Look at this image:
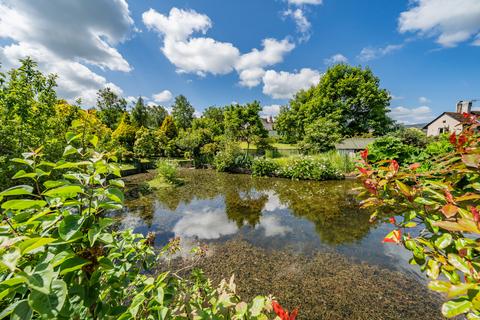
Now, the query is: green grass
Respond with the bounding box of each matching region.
[238,142,298,150]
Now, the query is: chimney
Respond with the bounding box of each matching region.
[456,100,472,114]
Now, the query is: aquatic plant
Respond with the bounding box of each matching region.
[156,159,181,185]
[358,113,480,318]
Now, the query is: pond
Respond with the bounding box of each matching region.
[121,169,445,319]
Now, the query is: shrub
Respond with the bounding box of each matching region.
[276,156,344,181]
[367,136,419,164]
[213,142,249,172]
[251,158,280,177]
[358,114,480,318]
[0,133,275,319]
[156,159,180,184]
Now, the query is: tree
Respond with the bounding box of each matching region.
[224,101,268,152]
[171,95,195,130]
[276,64,393,143]
[159,115,178,140]
[112,113,136,151]
[299,117,343,153]
[134,127,160,158]
[147,105,168,129]
[130,96,148,128]
[96,87,127,130]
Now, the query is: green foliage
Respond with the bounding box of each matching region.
[358,118,480,318]
[156,159,180,185]
[275,156,344,181]
[147,105,168,129]
[171,95,195,130]
[251,158,280,177]
[0,135,274,319]
[367,136,419,164]
[159,115,178,140]
[112,113,137,151]
[298,117,343,154]
[96,87,127,130]
[276,64,393,143]
[224,102,268,151]
[391,128,429,148]
[134,127,160,158]
[130,96,148,128]
[213,142,250,172]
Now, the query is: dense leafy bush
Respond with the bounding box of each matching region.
[213,142,250,172]
[358,115,480,318]
[251,158,280,177]
[367,136,419,164]
[0,134,275,319]
[276,156,344,181]
[156,159,180,184]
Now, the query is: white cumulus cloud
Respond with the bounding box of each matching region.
[261,104,283,117]
[390,105,434,124]
[262,68,320,99]
[398,0,480,47]
[0,0,133,105]
[419,96,431,104]
[152,90,173,103]
[283,9,311,41]
[357,44,404,62]
[324,53,348,65]
[287,0,323,5]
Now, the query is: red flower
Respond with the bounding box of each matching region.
[360,148,368,161]
[389,217,396,224]
[272,301,298,320]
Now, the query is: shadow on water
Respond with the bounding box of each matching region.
[121,169,446,319]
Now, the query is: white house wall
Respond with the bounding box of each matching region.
[426,114,462,136]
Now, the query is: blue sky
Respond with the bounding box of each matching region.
[0,0,479,124]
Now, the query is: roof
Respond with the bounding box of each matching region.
[423,111,480,129]
[261,118,274,131]
[335,138,376,150]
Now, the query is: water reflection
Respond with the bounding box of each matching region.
[123,169,374,246]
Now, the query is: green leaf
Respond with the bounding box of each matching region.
[249,296,265,316]
[0,185,33,197]
[11,158,34,166]
[435,233,453,249]
[12,170,37,180]
[59,256,91,275]
[428,280,450,292]
[65,132,82,144]
[43,180,68,189]
[0,300,23,319]
[90,136,99,148]
[0,248,21,272]
[44,185,83,198]
[11,300,32,320]
[18,237,55,254]
[58,215,83,241]
[1,199,46,210]
[106,187,124,203]
[426,259,440,279]
[109,179,125,188]
[442,299,472,318]
[88,227,101,246]
[22,263,55,294]
[63,145,78,157]
[448,254,470,274]
[28,279,67,317]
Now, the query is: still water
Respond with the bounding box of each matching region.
[122,169,419,279]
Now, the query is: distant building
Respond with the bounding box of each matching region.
[261,116,277,136]
[335,138,376,156]
[423,100,480,136]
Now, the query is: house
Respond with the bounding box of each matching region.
[261,116,277,136]
[335,138,376,156]
[423,100,479,136]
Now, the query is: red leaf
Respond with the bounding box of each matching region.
[360,148,368,161]
[289,308,299,320]
[383,229,401,244]
[357,166,372,176]
[458,134,467,147]
[389,217,396,224]
[409,163,420,170]
[471,206,480,223]
[444,189,455,204]
[389,160,399,173]
[272,301,287,320]
[449,132,457,146]
[462,154,480,168]
[440,203,458,218]
[363,179,377,195]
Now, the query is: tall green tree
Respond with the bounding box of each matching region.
[276,64,393,145]
[224,101,268,152]
[171,95,195,130]
[96,87,127,130]
[131,96,148,128]
[159,115,178,140]
[147,105,168,129]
